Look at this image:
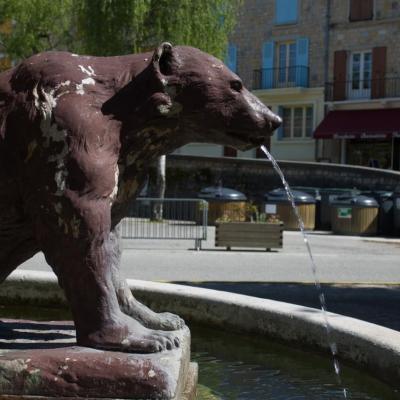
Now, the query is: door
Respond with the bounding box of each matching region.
[277,42,297,87]
[349,51,372,99]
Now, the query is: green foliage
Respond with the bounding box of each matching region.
[0,0,242,62]
[75,0,150,56]
[216,203,283,223]
[141,0,242,59]
[0,0,76,61]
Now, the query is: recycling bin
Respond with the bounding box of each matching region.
[330,195,379,235]
[360,191,394,236]
[198,186,247,225]
[264,188,316,230]
[392,191,400,237]
[318,188,360,230]
[292,186,322,229]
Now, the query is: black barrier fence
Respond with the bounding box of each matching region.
[325,77,400,101]
[120,198,208,250]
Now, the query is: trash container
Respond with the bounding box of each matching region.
[264,188,316,230]
[292,186,322,229]
[360,191,394,236]
[392,190,400,236]
[330,195,379,235]
[318,188,360,230]
[198,186,247,225]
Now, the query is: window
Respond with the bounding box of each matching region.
[275,0,299,24]
[349,0,374,21]
[280,106,313,139]
[349,51,372,99]
[277,42,297,85]
[262,37,309,89]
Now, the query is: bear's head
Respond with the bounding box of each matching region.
[103,43,281,154]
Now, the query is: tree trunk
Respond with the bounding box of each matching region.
[152,155,166,221]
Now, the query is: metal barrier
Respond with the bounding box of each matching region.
[253,66,310,90]
[120,198,208,250]
[325,77,400,101]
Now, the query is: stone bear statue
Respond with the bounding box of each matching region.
[0,43,281,352]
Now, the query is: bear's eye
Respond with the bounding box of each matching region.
[230,80,243,92]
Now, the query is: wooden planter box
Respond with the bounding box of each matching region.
[215,222,283,251]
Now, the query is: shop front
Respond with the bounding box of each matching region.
[346,138,394,169]
[314,108,400,170]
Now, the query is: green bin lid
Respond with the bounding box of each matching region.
[291,186,321,199]
[264,188,316,204]
[360,190,393,200]
[319,188,360,196]
[198,186,247,201]
[331,195,378,207]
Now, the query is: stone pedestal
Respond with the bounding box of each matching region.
[0,319,197,399]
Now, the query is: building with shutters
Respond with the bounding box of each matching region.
[315,0,400,170]
[175,0,400,169]
[236,0,327,162]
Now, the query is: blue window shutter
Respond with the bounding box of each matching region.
[262,41,275,89]
[296,37,309,87]
[277,106,284,140]
[276,0,298,24]
[226,44,237,73]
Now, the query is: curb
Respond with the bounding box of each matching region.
[2,270,400,391]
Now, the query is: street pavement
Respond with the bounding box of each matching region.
[16,228,400,331]
[18,229,400,283]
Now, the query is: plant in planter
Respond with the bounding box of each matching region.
[215,204,283,251]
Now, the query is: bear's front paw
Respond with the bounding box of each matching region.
[142,311,185,331]
[77,314,180,353]
[122,297,185,331]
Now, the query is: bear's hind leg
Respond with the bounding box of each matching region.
[36,203,180,353]
[109,224,185,331]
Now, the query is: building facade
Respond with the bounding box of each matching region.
[176,0,400,170]
[317,0,400,169]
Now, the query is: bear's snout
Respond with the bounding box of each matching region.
[241,90,282,135]
[268,113,282,131]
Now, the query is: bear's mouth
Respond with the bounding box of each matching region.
[227,131,268,150]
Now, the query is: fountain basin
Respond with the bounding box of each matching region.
[2,270,400,393]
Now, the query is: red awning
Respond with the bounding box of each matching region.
[314,108,400,139]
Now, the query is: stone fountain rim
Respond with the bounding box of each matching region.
[3,269,400,390]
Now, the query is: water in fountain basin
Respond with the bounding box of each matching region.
[260,145,348,399]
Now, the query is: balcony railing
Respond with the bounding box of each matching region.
[253,66,309,90]
[325,77,400,101]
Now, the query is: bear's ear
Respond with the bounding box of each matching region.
[152,42,174,76]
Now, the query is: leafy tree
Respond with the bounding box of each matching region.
[75,0,150,56]
[0,0,241,65]
[141,0,241,59]
[0,0,75,61]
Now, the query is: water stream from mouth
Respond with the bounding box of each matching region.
[260,145,348,399]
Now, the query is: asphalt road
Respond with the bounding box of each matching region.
[13,229,400,331]
[18,230,400,284]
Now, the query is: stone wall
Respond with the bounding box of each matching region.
[164,155,400,200]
